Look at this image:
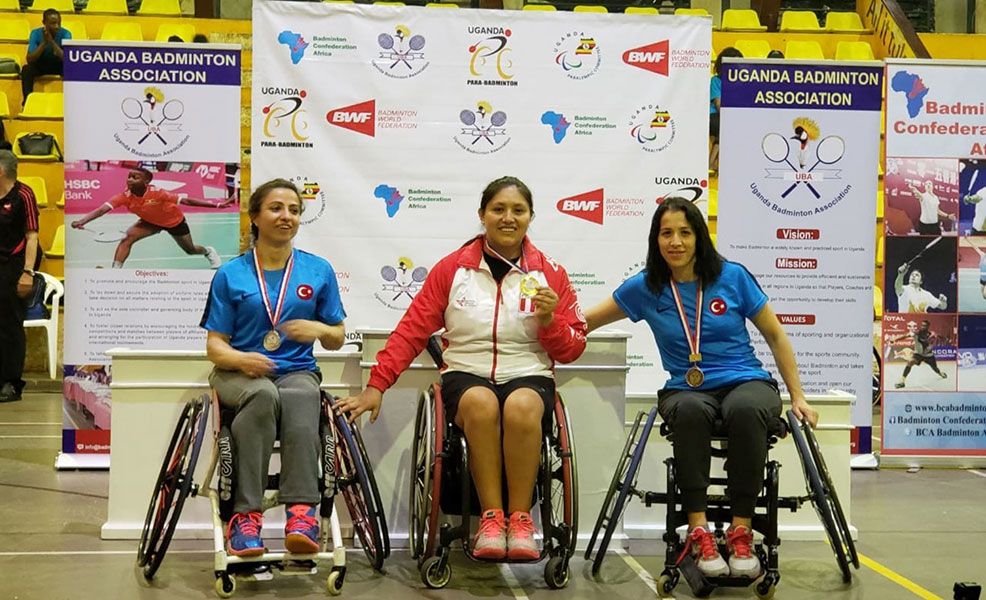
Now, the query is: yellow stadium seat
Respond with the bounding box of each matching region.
[876,234,884,265]
[47,224,65,258]
[675,8,709,16]
[825,11,869,32]
[0,18,31,42]
[101,22,144,41]
[425,2,457,6]
[373,1,405,4]
[734,39,772,59]
[721,9,766,31]
[779,10,821,31]
[21,92,63,118]
[707,186,718,217]
[785,40,826,60]
[876,189,884,218]
[61,19,88,40]
[835,41,875,61]
[27,0,73,12]
[0,0,20,11]
[574,5,607,12]
[624,6,657,14]
[82,0,128,13]
[18,176,48,208]
[136,0,180,15]
[0,92,9,117]
[57,192,64,207]
[873,286,882,319]
[13,132,62,161]
[523,3,556,9]
[155,23,196,42]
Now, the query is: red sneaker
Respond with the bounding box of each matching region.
[506,512,539,560]
[472,509,506,559]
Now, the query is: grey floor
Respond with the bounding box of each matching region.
[1,392,984,600]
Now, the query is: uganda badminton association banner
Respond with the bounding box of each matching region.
[716,59,883,454]
[251,2,712,394]
[881,59,986,459]
[59,42,241,464]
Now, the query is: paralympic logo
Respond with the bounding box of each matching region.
[628,103,675,153]
[554,31,601,80]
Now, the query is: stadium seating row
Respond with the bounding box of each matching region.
[0,17,197,41]
[0,0,179,16]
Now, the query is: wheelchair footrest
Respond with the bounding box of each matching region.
[278,560,318,576]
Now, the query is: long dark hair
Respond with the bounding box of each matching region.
[248,178,303,241]
[644,197,723,294]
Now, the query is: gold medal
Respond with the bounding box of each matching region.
[686,365,705,388]
[520,273,539,297]
[263,330,282,351]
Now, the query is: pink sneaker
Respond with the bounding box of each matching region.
[472,509,507,559]
[506,512,539,560]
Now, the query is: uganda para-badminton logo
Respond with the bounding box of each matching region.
[374,257,429,310]
[454,101,510,154]
[115,87,189,158]
[467,26,516,86]
[373,25,429,78]
[554,31,601,80]
[628,103,675,153]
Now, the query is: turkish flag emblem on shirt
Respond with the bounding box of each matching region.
[297,284,314,300]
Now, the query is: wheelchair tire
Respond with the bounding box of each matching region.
[409,385,443,562]
[137,395,209,580]
[786,410,854,583]
[543,394,578,559]
[329,401,386,571]
[585,406,657,576]
[352,412,391,559]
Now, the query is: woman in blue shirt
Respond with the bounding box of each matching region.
[201,179,346,557]
[585,197,818,579]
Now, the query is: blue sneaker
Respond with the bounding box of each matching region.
[285,504,320,554]
[226,512,264,557]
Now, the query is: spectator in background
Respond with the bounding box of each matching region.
[22,9,71,106]
[766,50,785,59]
[167,35,184,42]
[710,47,742,173]
[193,34,209,43]
[0,150,40,403]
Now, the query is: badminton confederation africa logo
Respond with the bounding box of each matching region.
[374,257,429,310]
[115,87,189,158]
[373,25,429,78]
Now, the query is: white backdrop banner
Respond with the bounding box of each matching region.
[716,59,883,453]
[881,59,986,461]
[60,42,241,462]
[252,2,712,393]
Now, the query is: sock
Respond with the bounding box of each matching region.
[112,261,124,268]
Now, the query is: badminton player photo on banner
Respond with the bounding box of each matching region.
[885,236,957,314]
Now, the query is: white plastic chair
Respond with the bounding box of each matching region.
[23,271,63,379]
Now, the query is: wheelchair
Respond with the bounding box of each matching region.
[136,391,389,598]
[585,406,858,599]
[407,339,578,589]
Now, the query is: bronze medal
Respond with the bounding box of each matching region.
[253,249,294,354]
[686,365,705,388]
[263,330,282,352]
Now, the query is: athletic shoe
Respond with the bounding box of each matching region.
[939,371,948,379]
[204,246,222,269]
[506,511,540,560]
[472,509,507,560]
[964,194,982,204]
[726,525,761,578]
[681,526,729,577]
[0,382,21,403]
[285,504,320,554]
[895,380,906,389]
[226,511,265,557]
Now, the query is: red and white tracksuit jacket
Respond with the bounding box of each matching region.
[368,236,587,391]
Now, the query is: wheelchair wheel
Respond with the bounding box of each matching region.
[786,410,856,583]
[409,385,443,563]
[329,400,386,571]
[584,406,657,575]
[352,411,391,559]
[137,395,209,580]
[543,394,578,558]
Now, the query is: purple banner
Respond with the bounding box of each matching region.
[721,62,883,112]
[64,44,241,86]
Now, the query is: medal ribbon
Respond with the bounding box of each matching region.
[483,237,528,275]
[254,248,295,330]
[669,279,702,363]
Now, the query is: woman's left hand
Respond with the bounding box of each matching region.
[533,286,558,327]
[279,319,323,344]
[791,397,819,428]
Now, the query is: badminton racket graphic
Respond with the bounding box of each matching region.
[781,135,845,199]
[902,236,942,270]
[78,226,127,243]
[381,265,428,300]
[121,98,166,144]
[762,133,821,198]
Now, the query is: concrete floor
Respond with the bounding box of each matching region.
[1,392,984,600]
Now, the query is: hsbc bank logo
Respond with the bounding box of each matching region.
[326,100,375,137]
[557,189,604,224]
[622,40,669,76]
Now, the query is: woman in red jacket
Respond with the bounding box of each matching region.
[337,176,586,561]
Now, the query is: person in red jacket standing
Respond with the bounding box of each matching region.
[337,176,587,562]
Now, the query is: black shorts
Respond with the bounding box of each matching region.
[917,221,941,235]
[912,353,936,367]
[440,371,555,430]
[709,112,720,138]
[136,218,191,237]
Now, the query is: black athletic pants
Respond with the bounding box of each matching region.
[0,255,27,392]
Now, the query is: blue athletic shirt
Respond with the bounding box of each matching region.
[200,248,346,375]
[613,261,771,390]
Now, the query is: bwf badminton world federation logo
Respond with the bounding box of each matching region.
[115,87,188,158]
[374,257,429,310]
[758,117,847,213]
[454,101,510,154]
[373,25,429,79]
[554,31,601,80]
[628,103,675,153]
